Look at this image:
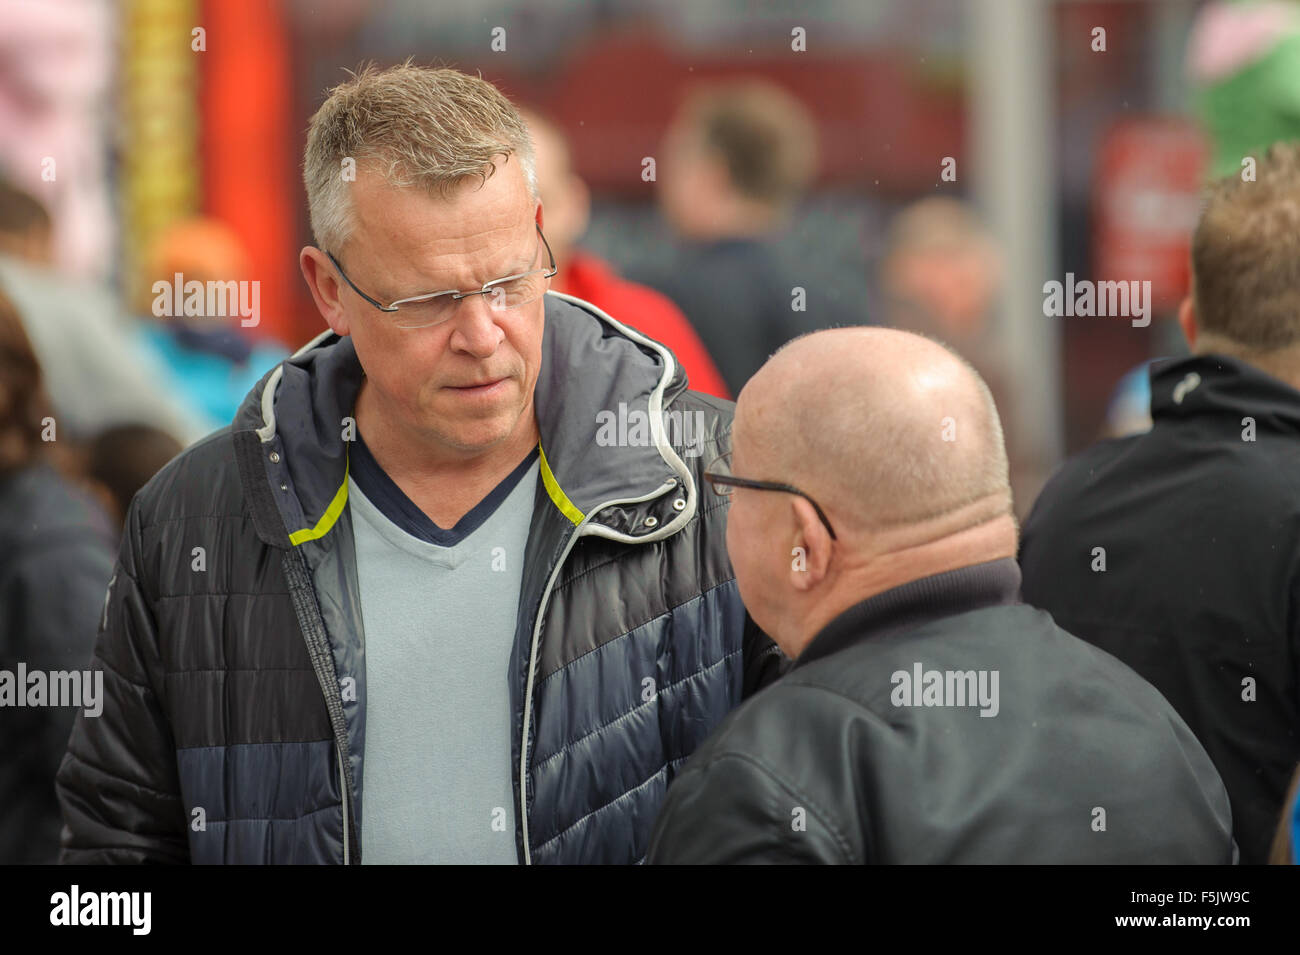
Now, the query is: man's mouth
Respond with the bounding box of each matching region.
[446,377,508,394]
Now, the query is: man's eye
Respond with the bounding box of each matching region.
[407,298,449,315]
[489,279,529,307]
[393,296,454,327]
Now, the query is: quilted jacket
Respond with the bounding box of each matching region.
[55,291,783,864]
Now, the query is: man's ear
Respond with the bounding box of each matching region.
[301,246,350,337]
[1178,294,1197,352]
[789,495,832,592]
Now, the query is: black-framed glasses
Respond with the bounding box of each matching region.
[704,452,838,540]
[325,222,558,329]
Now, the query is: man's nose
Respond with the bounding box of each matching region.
[447,294,505,356]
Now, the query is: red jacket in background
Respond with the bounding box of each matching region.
[554,251,730,400]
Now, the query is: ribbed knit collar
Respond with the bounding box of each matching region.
[792,558,1023,669]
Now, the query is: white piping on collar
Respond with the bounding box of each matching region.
[543,289,698,541]
[256,328,335,443]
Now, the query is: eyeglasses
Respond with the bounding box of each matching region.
[704,452,838,540]
[325,222,558,329]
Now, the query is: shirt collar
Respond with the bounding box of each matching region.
[792,557,1023,669]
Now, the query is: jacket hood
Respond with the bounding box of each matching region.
[231,291,701,549]
[1150,352,1300,435]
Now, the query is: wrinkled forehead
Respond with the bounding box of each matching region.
[347,164,538,288]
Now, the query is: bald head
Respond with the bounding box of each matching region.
[736,328,1012,541]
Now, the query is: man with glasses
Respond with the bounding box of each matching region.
[647,327,1234,864]
[56,63,783,865]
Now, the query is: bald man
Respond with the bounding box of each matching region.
[646,328,1235,864]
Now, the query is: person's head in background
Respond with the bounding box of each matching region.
[0,180,54,267]
[0,283,55,476]
[1181,140,1300,391]
[720,326,1016,660]
[134,218,252,326]
[83,424,183,531]
[517,108,588,272]
[879,198,1004,344]
[658,79,817,242]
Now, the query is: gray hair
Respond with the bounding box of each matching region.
[303,60,538,253]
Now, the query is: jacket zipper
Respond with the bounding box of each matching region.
[517,479,680,864]
[337,747,350,864]
[282,547,359,865]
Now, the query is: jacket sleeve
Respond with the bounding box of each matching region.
[742,611,788,698]
[646,751,854,864]
[55,498,190,863]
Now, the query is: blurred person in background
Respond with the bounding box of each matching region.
[132,218,289,433]
[877,197,1046,516]
[1019,142,1300,864]
[0,285,115,864]
[647,328,1233,864]
[629,79,843,396]
[521,108,729,398]
[0,179,207,444]
[81,424,183,535]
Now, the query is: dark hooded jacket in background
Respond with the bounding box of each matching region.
[0,464,115,863]
[1020,354,1300,864]
[55,292,783,864]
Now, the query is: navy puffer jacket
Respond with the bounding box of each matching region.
[56,292,783,864]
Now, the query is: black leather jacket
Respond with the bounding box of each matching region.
[647,558,1236,864]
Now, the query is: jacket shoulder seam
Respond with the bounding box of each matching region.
[770,674,903,718]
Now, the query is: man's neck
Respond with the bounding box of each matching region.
[788,513,1019,658]
[354,381,540,529]
[1195,336,1300,395]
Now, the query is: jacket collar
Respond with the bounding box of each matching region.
[232,292,698,548]
[792,558,1023,669]
[1150,353,1300,435]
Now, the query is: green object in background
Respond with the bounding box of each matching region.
[1196,7,1300,178]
